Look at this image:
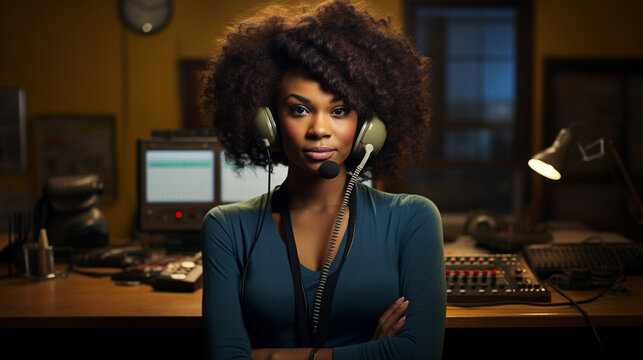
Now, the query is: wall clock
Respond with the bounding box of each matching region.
[120,0,172,35]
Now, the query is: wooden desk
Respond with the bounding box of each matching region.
[0,271,200,329]
[1,263,642,359]
[1,268,642,329]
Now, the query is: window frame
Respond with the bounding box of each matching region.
[394,0,533,216]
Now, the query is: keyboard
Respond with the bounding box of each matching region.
[523,243,643,279]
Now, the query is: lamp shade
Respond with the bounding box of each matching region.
[528,128,574,180]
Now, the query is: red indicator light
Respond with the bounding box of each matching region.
[175,211,183,219]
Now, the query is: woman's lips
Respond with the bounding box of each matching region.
[304,147,336,160]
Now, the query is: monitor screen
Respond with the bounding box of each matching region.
[146,150,215,203]
[220,152,289,203]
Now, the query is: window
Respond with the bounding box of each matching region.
[400,0,532,218]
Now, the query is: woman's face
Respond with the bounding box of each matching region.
[276,68,358,177]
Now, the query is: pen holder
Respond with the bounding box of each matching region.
[22,243,56,280]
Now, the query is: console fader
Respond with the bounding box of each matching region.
[445,254,550,303]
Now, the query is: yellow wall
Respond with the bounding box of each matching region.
[1,0,642,241]
[0,0,402,241]
[532,0,643,152]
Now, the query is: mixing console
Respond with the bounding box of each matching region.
[445,254,550,303]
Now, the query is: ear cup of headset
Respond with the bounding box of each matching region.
[253,106,280,151]
[252,106,387,158]
[351,116,386,159]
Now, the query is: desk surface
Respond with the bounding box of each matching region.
[1,265,642,329]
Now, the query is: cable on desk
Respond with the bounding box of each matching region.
[582,235,628,287]
[547,280,608,360]
[448,271,625,360]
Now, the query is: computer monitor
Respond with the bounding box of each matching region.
[137,137,289,235]
[138,138,219,233]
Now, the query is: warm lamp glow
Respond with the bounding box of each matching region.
[529,124,643,225]
[528,159,561,180]
[528,128,572,181]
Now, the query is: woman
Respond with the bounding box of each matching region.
[201,1,445,359]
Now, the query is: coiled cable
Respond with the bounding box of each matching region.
[311,144,374,333]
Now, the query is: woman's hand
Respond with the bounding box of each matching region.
[371,296,409,341]
[251,348,275,360]
[252,348,331,360]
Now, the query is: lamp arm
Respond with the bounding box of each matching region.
[605,139,643,224]
[578,138,606,162]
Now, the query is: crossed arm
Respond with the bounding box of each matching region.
[251,297,410,360]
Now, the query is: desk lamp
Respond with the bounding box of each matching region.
[528,126,643,226]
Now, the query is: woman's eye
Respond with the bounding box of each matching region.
[331,107,348,117]
[289,105,309,116]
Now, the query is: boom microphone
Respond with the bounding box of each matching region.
[319,161,340,179]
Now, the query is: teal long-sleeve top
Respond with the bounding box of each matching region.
[202,182,446,359]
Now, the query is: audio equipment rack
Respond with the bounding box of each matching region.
[445,254,550,303]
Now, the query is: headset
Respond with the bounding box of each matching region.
[252,106,387,159]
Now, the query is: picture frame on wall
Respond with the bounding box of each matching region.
[0,87,27,172]
[543,59,643,236]
[33,115,117,203]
